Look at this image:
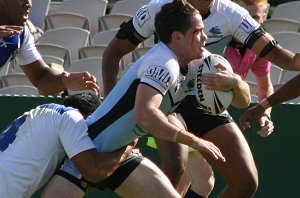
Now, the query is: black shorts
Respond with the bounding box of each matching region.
[56,153,143,192]
[175,95,234,137]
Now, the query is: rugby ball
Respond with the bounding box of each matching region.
[194,54,234,115]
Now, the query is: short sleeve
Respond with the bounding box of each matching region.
[132,3,158,38]
[59,110,95,159]
[15,26,41,66]
[138,56,179,95]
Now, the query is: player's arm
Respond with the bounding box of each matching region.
[245,28,300,71]
[71,141,137,183]
[134,84,225,162]
[21,59,99,95]
[201,64,251,108]
[102,19,146,97]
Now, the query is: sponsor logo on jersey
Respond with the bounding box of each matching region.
[135,5,151,28]
[145,65,172,90]
[207,26,223,38]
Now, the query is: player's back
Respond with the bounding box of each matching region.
[0,104,82,197]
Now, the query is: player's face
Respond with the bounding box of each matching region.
[0,0,32,26]
[187,0,213,15]
[183,14,207,60]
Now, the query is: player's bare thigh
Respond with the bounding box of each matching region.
[41,175,84,198]
[115,157,181,198]
[201,122,258,184]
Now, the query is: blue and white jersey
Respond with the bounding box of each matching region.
[0,26,41,75]
[86,43,207,152]
[0,103,94,198]
[59,43,210,180]
[132,0,260,45]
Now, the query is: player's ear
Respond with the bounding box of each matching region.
[172,31,184,41]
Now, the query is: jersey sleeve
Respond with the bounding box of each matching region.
[132,3,159,38]
[59,110,95,159]
[221,1,260,44]
[138,55,179,95]
[15,26,41,66]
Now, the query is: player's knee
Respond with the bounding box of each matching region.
[234,176,259,196]
[161,159,186,177]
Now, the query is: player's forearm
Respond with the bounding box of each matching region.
[257,83,274,115]
[231,75,251,108]
[102,52,121,97]
[34,66,67,95]
[266,74,300,107]
[265,46,300,71]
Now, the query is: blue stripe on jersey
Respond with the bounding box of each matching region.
[0,31,25,68]
[88,79,140,140]
[39,103,75,114]
[0,115,27,151]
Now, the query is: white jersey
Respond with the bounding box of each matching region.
[87,43,210,152]
[0,26,41,75]
[133,0,260,44]
[59,42,210,180]
[0,104,95,198]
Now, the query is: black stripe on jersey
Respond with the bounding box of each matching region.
[88,79,140,140]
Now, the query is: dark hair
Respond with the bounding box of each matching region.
[154,0,199,44]
[63,93,101,116]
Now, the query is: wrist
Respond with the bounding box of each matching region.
[61,71,70,89]
[259,98,271,110]
[263,113,271,120]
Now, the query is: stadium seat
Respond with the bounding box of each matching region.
[39,27,90,63]
[110,0,150,15]
[133,46,151,61]
[55,0,108,37]
[44,12,90,32]
[99,14,132,31]
[66,57,104,97]
[78,45,107,59]
[271,1,300,23]
[262,18,300,33]
[1,73,33,87]
[36,43,71,69]
[0,85,40,96]
[92,29,118,45]
[272,32,300,53]
[29,0,50,30]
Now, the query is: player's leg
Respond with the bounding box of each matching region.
[153,113,190,195]
[41,175,84,198]
[202,122,258,197]
[185,151,215,197]
[115,157,181,198]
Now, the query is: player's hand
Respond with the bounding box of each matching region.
[201,63,238,91]
[191,138,226,162]
[239,104,266,130]
[257,115,274,137]
[62,71,100,92]
[0,25,23,37]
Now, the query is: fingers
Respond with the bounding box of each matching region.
[0,25,23,37]
[257,120,274,137]
[195,140,226,162]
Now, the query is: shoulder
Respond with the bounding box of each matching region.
[212,0,248,15]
